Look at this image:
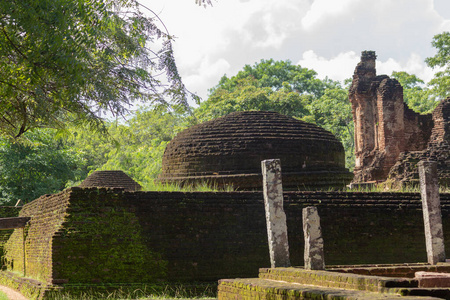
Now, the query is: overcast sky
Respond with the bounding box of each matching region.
[143,0,450,101]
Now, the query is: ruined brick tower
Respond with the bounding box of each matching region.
[349,51,433,183]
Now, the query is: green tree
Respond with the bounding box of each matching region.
[303,87,354,168]
[391,71,437,114]
[0,0,197,138]
[426,31,450,100]
[196,60,355,169]
[0,106,189,204]
[196,76,311,122]
[96,107,188,187]
[0,129,83,204]
[210,59,335,98]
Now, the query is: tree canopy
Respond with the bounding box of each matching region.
[0,0,195,138]
[196,59,355,168]
[3,23,450,204]
[426,31,450,100]
[0,129,83,204]
[195,76,311,122]
[391,71,437,114]
[209,59,336,98]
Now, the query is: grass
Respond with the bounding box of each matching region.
[44,283,218,300]
[345,182,450,193]
[0,291,8,300]
[141,180,235,192]
[142,178,450,194]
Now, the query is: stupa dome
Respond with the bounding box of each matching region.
[79,170,142,191]
[159,111,353,190]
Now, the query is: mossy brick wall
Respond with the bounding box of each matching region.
[0,206,21,268]
[2,188,450,285]
[4,188,166,285]
[127,191,450,281]
[3,191,71,282]
[50,188,166,284]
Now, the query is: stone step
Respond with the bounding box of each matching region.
[258,268,417,293]
[218,278,439,300]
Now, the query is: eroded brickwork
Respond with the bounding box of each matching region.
[388,98,450,186]
[160,111,353,190]
[78,170,142,191]
[3,188,450,288]
[349,51,439,184]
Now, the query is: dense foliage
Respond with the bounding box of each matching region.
[0,0,194,138]
[426,31,450,100]
[0,107,187,205]
[0,130,83,204]
[0,26,448,204]
[391,71,438,114]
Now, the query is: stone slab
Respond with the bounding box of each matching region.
[258,267,417,292]
[302,206,325,270]
[218,278,439,300]
[262,159,290,268]
[419,160,446,265]
[416,271,450,287]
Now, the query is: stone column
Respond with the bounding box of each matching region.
[303,206,325,270]
[418,160,445,264]
[261,159,290,268]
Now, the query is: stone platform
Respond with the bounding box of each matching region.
[218,264,450,299]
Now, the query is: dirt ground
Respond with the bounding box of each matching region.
[0,286,28,300]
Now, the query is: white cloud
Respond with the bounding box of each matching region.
[434,0,450,19]
[183,58,231,98]
[140,0,450,102]
[298,50,437,84]
[297,50,359,82]
[301,0,357,31]
[377,53,437,83]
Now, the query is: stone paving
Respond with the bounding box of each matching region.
[218,264,450,299]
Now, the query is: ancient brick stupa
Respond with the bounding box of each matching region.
[159,111,353,190]
[79,170,142,191]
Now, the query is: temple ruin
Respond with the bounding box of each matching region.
[159,111,353,190]
[349,51,450,186]
[78,170,142,191]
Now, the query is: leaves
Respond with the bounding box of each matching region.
[391,71,439,114]
[196,59,356,169]
[426,31,450,100]
[0,129,83,204]
[0,0,194,139]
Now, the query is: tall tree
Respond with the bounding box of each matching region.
[0,0,199,138]
[196,60,355,169]
[210,59,335,98]
[391,71,437,114]
[0,129,83,204]
[95,107,188,187]
[196,76,311,122]
[303,87,354,168]
[426,31,450,100]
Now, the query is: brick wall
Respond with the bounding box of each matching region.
[3,189,450,285]
[0,206,21,268]
[3,191,71,282]
[159,111,352,190]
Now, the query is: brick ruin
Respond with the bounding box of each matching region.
[2,187,450,298]
[159,111,353,190]
[349,51,450,186]
[78,170,142,191]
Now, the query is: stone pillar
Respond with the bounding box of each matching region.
[303,206,325,270]
[261,159,290,268]
[418,160,445,264]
